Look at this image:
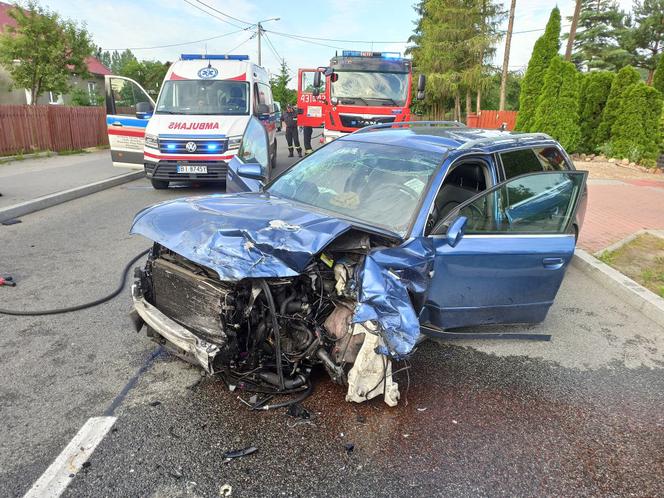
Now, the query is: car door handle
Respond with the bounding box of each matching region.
[542,257,564,270]
[111,121,123,127]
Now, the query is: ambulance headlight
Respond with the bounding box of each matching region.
[144,133,159,148]
[228,137,242,150]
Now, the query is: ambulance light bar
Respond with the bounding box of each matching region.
[341,51,402,59]
[180,54,249,61]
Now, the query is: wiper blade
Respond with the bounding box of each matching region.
[370,97,399,105]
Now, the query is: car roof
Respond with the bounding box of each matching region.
[338,123,559,156]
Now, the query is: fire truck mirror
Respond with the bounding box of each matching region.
[330,73,339,83]
[417,74,426,93]
[312,88,320,97]
[313,71,322,88]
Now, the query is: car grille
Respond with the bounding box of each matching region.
[158,137,227,154]
[339,114,396,129]
[151,258,232,344]
[150,160,228,180]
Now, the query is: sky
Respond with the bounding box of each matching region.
[40,0,635,86]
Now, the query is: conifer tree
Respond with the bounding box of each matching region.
[653,54,664,95]
[596,65,641,146]
[578,71,614,152]
[515,7,561,131]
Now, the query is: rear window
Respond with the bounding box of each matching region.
[500,147,569,179]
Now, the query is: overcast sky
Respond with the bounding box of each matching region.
[41,0,635,85]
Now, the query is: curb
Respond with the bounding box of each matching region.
[0,171,145,223]
[572,249,664,329]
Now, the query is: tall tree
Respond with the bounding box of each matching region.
[565,0,582,61]
[515,7,561,131]
[653,54,664,94]
[610,81,663,164]
[533,56,581,151]
[120,59,169,98]
[568,0,629,71]
[269,60,296,107]
[577,71,614,152]
[596,65,641,146]
[499,0,516,110]
[0,1,93,104]
[630,0,664,84]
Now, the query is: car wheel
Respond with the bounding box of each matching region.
[151,179,169,189]
[270,140,277,173]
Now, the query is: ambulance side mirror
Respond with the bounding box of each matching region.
[136,101,153,119]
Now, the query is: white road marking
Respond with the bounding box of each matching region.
[23,416,117,498]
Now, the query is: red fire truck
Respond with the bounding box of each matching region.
[298,51,425,142]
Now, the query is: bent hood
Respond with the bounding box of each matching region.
[130,193,352,281]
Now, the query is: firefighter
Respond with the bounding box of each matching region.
[302,126,313,155]
[282,103,302,157]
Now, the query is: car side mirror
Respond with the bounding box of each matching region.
[136,101,153,119]
[417,74,426,100]
[445,215,467,247]
[237,163,264,181]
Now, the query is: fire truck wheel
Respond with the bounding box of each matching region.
[151,179,170,190]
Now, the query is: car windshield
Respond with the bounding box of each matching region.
[156,80,250,115]
[267,140,441,236]
[331,71,409,106]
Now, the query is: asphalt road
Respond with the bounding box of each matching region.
[1,141,663,497]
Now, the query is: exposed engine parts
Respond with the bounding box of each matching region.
[132,232,402,408]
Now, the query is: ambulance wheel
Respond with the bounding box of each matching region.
[151,179,169,189]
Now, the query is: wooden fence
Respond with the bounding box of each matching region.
[0,105,108,156]
[466,110,519,130]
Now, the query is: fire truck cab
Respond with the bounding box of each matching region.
[302,51,425,142]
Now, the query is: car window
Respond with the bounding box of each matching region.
[453,171,586,234]
[500,147,569,179]
[267,140,441,236]
[238,117,268,169]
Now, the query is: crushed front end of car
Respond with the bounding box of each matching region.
[129,194,434,407]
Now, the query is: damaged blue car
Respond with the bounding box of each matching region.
[130,119,587,407]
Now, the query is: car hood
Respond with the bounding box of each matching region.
[130,192,353,281]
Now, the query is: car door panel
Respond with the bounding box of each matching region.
[421,170,587,331]
[104,75,155,169]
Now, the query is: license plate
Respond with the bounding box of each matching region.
[177,165,207,174]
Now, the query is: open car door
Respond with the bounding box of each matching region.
[104,75,155,169]
[421,170,588,332]
[226,116,270,193]
[297,68,325,128]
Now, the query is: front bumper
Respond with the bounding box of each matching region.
[131,283,219,373]
[144,160,229,182]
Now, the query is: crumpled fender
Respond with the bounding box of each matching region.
[130,193,352,281]
[354,237,435,357]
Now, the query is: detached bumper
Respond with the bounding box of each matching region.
[131,284,219,373]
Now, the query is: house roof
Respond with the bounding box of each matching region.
[0,1,111,76]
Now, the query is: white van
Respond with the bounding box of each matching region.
[104,54,277,189]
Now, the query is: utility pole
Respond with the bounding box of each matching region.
[257,22,262,66]
[499,0,516,111]
[565,0,582,61]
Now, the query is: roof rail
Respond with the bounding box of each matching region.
[456,132,553,150]
[353,120,466,134]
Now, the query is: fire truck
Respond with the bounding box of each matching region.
[297,50,425,142]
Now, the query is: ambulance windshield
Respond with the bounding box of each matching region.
[156,80,250,115]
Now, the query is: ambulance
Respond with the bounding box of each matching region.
[104,54,277,189]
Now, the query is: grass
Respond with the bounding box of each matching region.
[600,233,664,298]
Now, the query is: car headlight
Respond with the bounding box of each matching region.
[228,137,242,150]
[144,133,159,149]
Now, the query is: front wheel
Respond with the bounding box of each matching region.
[151,179,169,189]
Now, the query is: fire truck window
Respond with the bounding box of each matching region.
[302,72,325,93]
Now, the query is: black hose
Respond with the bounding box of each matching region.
[259,279,285,390]
[255,382,314,411]
[0,248,150,316]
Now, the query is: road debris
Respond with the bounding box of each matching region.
[222,446,258,459]
[219,484,232,497]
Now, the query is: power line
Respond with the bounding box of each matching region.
[102,29,246,51]
[262,32,283,63]
[227,33,256,54]
[264,30,348,51]
[194,0,253,27]
[265,29,407,44]
[182,0,249,30]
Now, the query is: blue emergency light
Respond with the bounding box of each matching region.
[180,54,249,61]
[341,50,402,59]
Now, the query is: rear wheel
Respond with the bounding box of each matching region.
[151,179,169,189]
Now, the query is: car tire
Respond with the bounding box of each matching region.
[151,179,169,189]
[270,140,277,174]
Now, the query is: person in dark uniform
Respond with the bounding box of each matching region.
[302,126,313,155]
[282,104,302,157]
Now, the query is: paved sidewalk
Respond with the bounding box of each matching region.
[578,177,664,253]
[0,151,130,208]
